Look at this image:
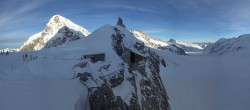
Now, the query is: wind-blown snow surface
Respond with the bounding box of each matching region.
[160,52,250,110]
[0,50,86,110]
[0,80,84,110]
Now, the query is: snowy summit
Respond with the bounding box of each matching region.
[20,15,90,51]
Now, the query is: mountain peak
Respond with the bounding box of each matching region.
[168,39,177,43]
[20,15,90,51]
[49,15,67,24]
[116,17,126,28]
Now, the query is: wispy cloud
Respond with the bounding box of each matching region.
[0,0,51,31]
[162,0,220,10]
[0,0,53,48]
[95,3,156,13]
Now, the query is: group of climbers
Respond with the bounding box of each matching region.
[23,54,38,63]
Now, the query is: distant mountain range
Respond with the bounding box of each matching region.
[130,30,205,53]
[193,42,211,49]
[203,34,250,54]
[17,15,189,55]
[3,15,249,56]
[0,48,20,53]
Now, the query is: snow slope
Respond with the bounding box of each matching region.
[193,42,211,48]
[130,30,186,55]
[130,30,168,48]
[168,39,203,52]
[203,34,250,54]
[0,80,84,110]
[0,50,86,110]
[130,30,202,53]
[2,43,250,110]
[158,50,250,110]
[0,20,171,110]
[20,15,90,51]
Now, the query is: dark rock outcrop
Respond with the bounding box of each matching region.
[89,84,127,110]
[117,17,126,28]
[45,26,82,48]
[112,27,125,56]
[111,27,171,110]
[170,44,187,55]
[109,63,125,88]
[76,22,170,110]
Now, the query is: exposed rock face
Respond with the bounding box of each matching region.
[45,26,81,48]
[89,85,127,110]
[75,20,170,110]
[77,72,92,82]
[143,49,170,110]
[169,44,187,55]
[168,39,177,43]
[111,27,171,110]
[112,27,125,56]
[20,35,45,51]
[109,63,125,88]
[117,17,126,28]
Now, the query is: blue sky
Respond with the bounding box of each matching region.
[1,0,250,49]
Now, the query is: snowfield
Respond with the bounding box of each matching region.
[1,15,250,110]
[1,47,250,110]
[161,52,250,110]
[0,80,85,110]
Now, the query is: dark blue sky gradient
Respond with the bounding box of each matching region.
[1,0,250,49]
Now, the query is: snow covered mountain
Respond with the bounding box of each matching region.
[0,48,20,52]
[203,34,250,54]
[20,15,90,51]
[130,30,203,54]
[130,30,167,48]
[1,18,171,110]
[1,17,250,110]
[167,39,203,52]
[193,42,211,48]
[130,30,186,55]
